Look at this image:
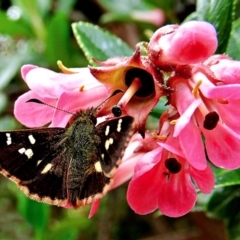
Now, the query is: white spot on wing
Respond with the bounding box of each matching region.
[18,148,26,154]
[105,138,114,150]
[6,133,12,145]
[105,140,110,150]
[25,149,34,159]
[94,161,102,172]
[28,135,36,144]
[105,125,110,136]
[117,118,122,132]
[37,160,42,165]
[41,163,53,174]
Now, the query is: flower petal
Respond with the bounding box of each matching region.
[202,123,240,169]
[210,59,240,84]
[169,80,201,137]
[112,153,142,189]
[149,21,217,65]
[21,65,38,80]
[207,85,240,100]
[216,99,240,134]
[25,67,99,98]
[174,98,201,137]
[190,165,215,193]
[88,199,100,218]
[132,147,163,178]
[127,164,159,214]
[50,85,109,127]
[158,173,197,217]
[178,120,207,170]
[14,91,55,127]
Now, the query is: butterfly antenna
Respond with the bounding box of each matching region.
[26,99,74,115]
[95,89,123,110]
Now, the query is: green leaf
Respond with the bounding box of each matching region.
[226,19,240,59]
[206,186,240,219]
[36,0,52,17]
[100,12,134,24]
[0,93,7,114]
[45,209,91,240]
[0,116,20,130]
[150,97,168,118]
[0,11,33,37]
[17,192,50,239]
[195,0,236,53]
[97,0,152,13]
[0,55,24,91]
[46,13,71,66]
[56,0,77,15]
[12,0,46,40]
[214,167,240,188]
[143,0,176,11]
[72,22,133,64]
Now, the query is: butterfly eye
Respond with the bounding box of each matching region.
[112,105,122,117]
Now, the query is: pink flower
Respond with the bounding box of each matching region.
[126,133,214,217]
[111,133,148,189]
[166,56,240,170]
[148,21,217,65]
[14,65,108,127]
[90,48,166,134]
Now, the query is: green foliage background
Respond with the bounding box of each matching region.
[1,0,240,239]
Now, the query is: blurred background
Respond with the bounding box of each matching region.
[0,0,240,239]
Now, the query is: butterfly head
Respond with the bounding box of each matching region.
[70,108,97,126]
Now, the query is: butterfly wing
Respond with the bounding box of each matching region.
[66,158,113,207]
[96,116,134,177]
[0,128,70,206]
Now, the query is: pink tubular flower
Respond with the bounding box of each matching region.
[148,21,217,65]
[145,22,240,170]
[126,133,214,217]
[166,56,240,170]
[14,64,108,127]
[90,47,166,134]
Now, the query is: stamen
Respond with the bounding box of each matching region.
[192,80,202,98]
[125,68,155,97]
[79,85,85,91]
[152,132,167,141]
[57,60,77,74]
[117,78,142,108]
[170,119,178,125]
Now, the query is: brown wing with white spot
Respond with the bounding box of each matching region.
[0,128,70,206]
[96,116,134,177]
